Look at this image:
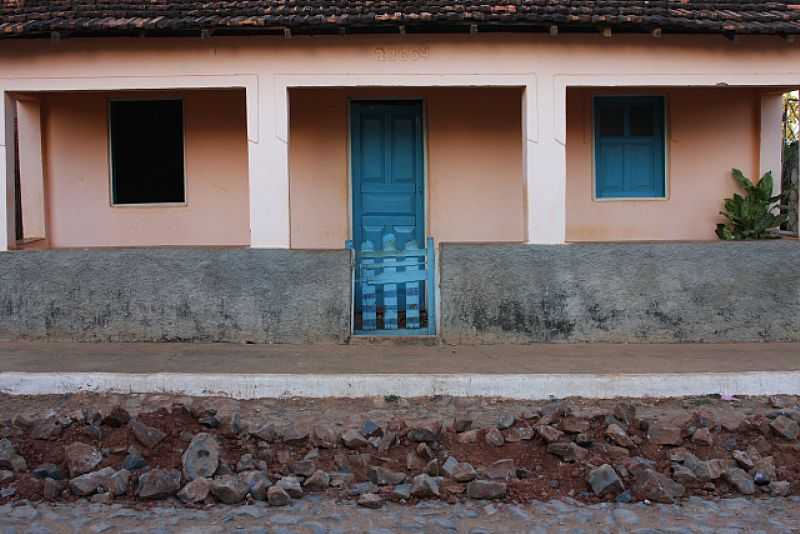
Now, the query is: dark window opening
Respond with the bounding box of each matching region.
[110,99,185,205]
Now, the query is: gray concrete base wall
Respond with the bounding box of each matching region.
[440,241,800,343]
[0,249,351,343]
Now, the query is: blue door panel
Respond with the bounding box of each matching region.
[351,101,428,333]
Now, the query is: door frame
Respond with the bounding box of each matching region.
[346,96,432,335]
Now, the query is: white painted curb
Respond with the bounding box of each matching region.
[0,371,799,399]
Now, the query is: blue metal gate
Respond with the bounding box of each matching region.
[348,235,436,335]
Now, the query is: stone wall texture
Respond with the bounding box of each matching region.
[439,241,800,343]
[0,249,351,343]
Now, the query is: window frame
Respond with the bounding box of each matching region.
[591,94,670,202]
[107,96,189,208]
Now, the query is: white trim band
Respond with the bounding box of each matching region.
[0,371,798,399]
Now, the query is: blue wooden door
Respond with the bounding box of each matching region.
[350,101,428,333]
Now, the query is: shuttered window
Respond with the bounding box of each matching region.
[594,96,666,199]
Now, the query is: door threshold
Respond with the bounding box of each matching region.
[349,333,440,346]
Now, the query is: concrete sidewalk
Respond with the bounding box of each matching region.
[0,342,798,399]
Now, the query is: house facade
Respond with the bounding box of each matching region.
[0,1,799,343]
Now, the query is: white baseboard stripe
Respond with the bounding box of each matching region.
[0,371,798,399]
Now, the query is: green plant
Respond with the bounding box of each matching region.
[715,169,786,240]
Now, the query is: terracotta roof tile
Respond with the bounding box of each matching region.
[2,1,800,38]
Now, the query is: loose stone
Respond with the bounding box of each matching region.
[456,429,480,444]
[725,467,755,495]
[32,463,65,481]
[485,459,516,481]
[451,462,477,483]
[64,442,102,477]
[368,466,406,486]
[177,478,211,504]
[303,469,330,491]
[361,420,382,438]
[769,415,799,440]
[536,425,564,444]
[454,417,473,433]
[277,476,304,498]
[484,428,504,447]
[587,464,624,496]
[441,456,459,478]
[267,485,291,506]
[129,419,166,449]
[691,427,713,446]
[633,468,685,504]
[341,429,369,449]
[410,473,440,498]
[648,424,683,446]
[496,414,515,430]
[546,442,588,463]
[136,469,182,499]
[240,470,272,500]
[357,492,384,509]
[466,480,507,500]
[605,424,634,448]
[210,474,250,504]
[182,433,221,481]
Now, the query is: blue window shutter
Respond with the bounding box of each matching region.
[595,96,665,198]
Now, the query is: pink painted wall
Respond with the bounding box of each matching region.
[41,89,250,248]
[289,87,525,249]
[566,87,761,242]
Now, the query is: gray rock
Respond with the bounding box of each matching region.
[69,467,115,496]
[251,423,278,443]
[671,464,697,484]
[0,440,27,473]
[407,422,441,443]
[130,419,166,449]
[177,478,211,504]
[290,460,316,478]
[312,425,337,448]
[64,443,102,477]
[30,417,63,440]
[732,450,754,470]
[367,466,406,486]
[505,426,535,442]
[136,468,182,499]
[441,456,459,477]
[484,428,504,447]
[102,406,131,428]
[725,468,755,495]
[536,425,564,444]
[240,470,272,500]
[91,491,113,505]
[121,453,146,471]
[210,474,249,504]
[485,459,516,480]
[43,478,67,500]
[454,417,473,433]
[587,464,624,496]
[182,433,220,481]
[633,468,685,504]
[770,415,799,440]
[424,459,440,476]
[32,463,65,481]
[282,427,309,445]
[303,469,330,491]
[237,453,257,472]
[267,485,291,506]
[546,442,588,463]
[277,476,304,498]
[357,493,384,509]
[466,480,507,500]
[496,414,515,430]
[770,480,792,496]
[108,469,130,496]
[691,427,713,446]
[0,470,13,483]
[361,420,382,438]
[451,462,477,483]
[410,473,440,498]
[392,483,412,500]
[341,429,369,449]
[648,424,683,446]
[605,424,634,448]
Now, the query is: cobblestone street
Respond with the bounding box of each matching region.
[1,495,800,533]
